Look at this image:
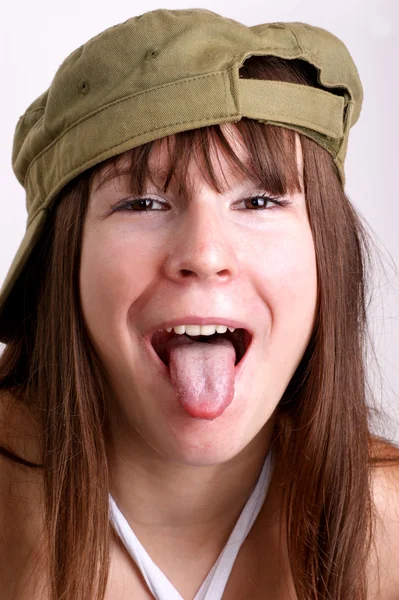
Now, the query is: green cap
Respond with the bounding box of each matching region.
[0,8,363,341]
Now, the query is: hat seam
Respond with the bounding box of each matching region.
[23,72,343,188]
[23,70,230,186]
[282,24,324,70]
[20,106,46,119]
[243,107,342,137]
[223,68,229,114]
[26,99,344,227]
[335,100,354,160]
[28,114,45,135]
[290,35,354,107]
[18,44,307,127]
[27,112,240,226]
[239,78,344,135]
[299,45,320,67]
[26,98,344,197]
[283,24,303,56]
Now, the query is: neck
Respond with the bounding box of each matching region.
[105,419,276,550]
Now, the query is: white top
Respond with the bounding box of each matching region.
[109,449,275,600]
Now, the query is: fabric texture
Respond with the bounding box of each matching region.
[109,449,275,599]
[0,8,363,341]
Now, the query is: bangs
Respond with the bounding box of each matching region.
[90,118,303,202]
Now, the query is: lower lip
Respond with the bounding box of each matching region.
[142,334,253,419]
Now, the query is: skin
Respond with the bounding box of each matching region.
[79,125,318,584]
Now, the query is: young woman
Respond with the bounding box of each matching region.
[0,8,398,600]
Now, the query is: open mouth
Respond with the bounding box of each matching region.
[150,328,252,368]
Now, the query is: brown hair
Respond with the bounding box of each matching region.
[1,55,399,600]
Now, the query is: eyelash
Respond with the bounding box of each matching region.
[111,192,291,214]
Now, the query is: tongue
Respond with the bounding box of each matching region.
[165,335,236,420]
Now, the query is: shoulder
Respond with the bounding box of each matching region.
[368,437,399,599]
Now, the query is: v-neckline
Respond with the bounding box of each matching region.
[109,450,275,600]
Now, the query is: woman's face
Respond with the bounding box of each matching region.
[80,126,317,465]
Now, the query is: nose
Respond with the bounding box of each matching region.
[163,200,240,284]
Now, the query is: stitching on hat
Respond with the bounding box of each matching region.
[20,107,46,119]
[256,110,341,136]
[26,205,46,228]
[31,110,339,221]
[24,71,229,184]
[334,100,354,159]
[27,102,342,192]
[29,114,45,134]
[267,38,353,110]
[240,80,344,136]
[29,109,249,221]
[223,71,228,114]
[284,24,303,54]
[244,78,344,104]
[297,44,320,64]
[24,72,345,187]
[309,48,320,62]
[236,47,304,68]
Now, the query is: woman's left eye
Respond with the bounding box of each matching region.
[235,193,289,210]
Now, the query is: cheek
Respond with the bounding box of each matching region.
[268,231,317,302]
[252,226,318,360]
[79,227,156,336]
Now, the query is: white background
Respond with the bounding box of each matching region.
[1,0,398,444]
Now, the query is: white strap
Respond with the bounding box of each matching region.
[109,450,274,600]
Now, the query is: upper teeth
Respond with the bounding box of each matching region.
[166,324,236,335]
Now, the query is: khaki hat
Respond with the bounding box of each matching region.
[0,8,363,342]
